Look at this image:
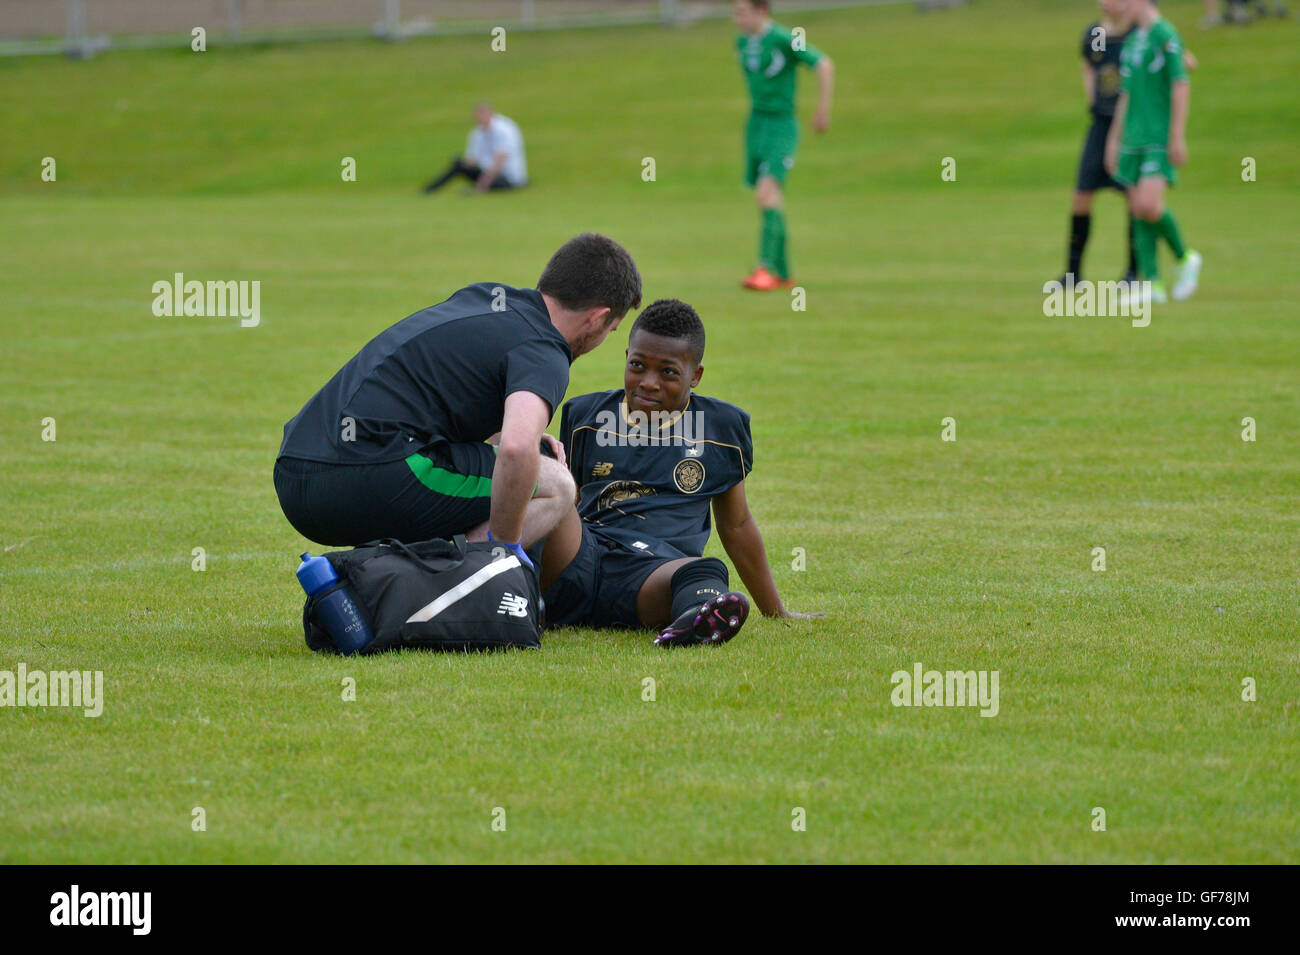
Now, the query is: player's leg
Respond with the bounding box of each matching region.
[538,505,583,594]
[1141,165,1200,302]
[1064,189,1094,282]
[539,517,600,629]
[1131,165,1200,302]
[743,175,793,290]
[1124,166,1168,300]
[759,175,789,277]
[637,557,750,646]
[1064,118,1112,282]
[742,115,797,290]
[424,157,480,193]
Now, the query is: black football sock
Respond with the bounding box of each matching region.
[1067,213,1091,278]
[668,558,731,622]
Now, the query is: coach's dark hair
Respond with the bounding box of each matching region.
[538,233,642,321]
[631,298,706,365]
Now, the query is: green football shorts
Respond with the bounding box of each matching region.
[1115,144,1177,188]
[745,112,799,187]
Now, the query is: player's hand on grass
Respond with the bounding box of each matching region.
[811,110,830,134]
[774,608,825,621]
[1169,136,1188,167]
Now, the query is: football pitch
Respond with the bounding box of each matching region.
[1,0,1297,864]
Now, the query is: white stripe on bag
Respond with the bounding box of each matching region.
[404,555,521,624]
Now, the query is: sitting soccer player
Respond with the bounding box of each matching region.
[538,298,822,646]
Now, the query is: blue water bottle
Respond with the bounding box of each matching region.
[296,553,374,655]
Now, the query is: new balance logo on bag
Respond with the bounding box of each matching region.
[497,593,529,618]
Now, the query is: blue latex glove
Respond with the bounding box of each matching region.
[486,531,534,570]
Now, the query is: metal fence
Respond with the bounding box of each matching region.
[0,0,941,58]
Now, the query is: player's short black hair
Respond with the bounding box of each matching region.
[630,298,706,365]
[538,233,642,321]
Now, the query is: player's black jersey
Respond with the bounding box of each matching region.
[559,389,754,556]
[1081,20,1131,119]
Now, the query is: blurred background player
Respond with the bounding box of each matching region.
[1203,0,1289,26]
[423,102,528,194]
[1060,0,1139,287]
[733,0,834,291]
[539,299,822,646]
[1105,0,1202,305]
[1060,0,1195,286]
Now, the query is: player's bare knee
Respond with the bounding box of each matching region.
[535,456,576,503]
[756,178,782,209]
[1134,198,1161,221]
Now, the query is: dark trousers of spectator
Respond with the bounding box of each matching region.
[423,157,516,192]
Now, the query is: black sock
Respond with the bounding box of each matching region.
[668,558,730,622]
[1126,212,1138,276]
[1067,213,1091,277]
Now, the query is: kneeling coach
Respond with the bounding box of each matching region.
[274,233,641,568]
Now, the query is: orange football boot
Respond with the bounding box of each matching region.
[741,266,794,291]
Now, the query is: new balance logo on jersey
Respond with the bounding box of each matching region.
[764,50,786,77]
[497,593,529,618]
[592,462,613,477]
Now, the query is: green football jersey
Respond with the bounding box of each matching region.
[736,22,823,115]
[1118,17,1188,148]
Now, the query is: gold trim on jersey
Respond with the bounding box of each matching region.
[570,423,750,475]
[619,394,693,431]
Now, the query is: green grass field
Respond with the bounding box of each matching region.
[1,0,1297,863]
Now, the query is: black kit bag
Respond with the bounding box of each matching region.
[302,536,542,654]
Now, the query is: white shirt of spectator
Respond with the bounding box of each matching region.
[466,114,527,186]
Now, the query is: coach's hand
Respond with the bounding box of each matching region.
[487,531,534,571]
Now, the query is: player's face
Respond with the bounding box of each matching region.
[624,332,702,416]
[732,1,763,33]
